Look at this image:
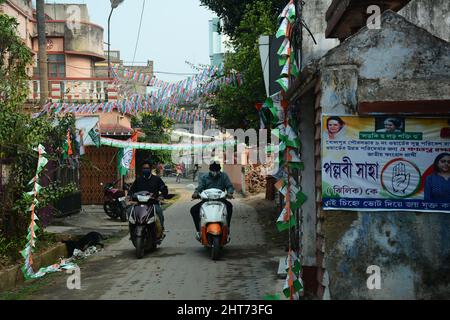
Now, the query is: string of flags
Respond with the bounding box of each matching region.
[185,60,221,72]
[42,101,215,130]
[109,135,237,178]
[110,62,243,108]
[102,136,236,151]
[41,62,243,128]
[21,145,77,280]
[260,0,306,300]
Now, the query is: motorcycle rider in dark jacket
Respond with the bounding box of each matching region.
[129,160,169,230]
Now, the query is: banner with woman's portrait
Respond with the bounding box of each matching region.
[322,115,450,212]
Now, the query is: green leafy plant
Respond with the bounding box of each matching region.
[201,0,279,131]
[131,112,175,165]
[38,182,79,210]
[0,14,78,242]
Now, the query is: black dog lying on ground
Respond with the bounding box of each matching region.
[63,232,107,257]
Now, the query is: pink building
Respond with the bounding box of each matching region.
[0,1,117,104]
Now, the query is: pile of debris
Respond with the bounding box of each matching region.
[64,246,100,264]
[245,164,269,194]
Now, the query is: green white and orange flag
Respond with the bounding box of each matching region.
[276,77,290,92]
[285,251,301,275]
[279,1,296,23]
[286,148,304,170]
[118,147,133,177]
[280,60,290,78]
[62,128,73,159]
[275,178,286,192]
[276,205,296,232]
[275,176,307,211]
[130,131,138,170]
[275,124,300,148]
[276,18,290,39]
[283,270,304,298]
[277,38,291,58]
[265,95,284,125]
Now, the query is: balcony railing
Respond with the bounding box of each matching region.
[27,79,118,103]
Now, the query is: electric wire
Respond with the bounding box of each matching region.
[131,0,146,66]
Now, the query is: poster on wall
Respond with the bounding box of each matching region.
[75,116,100,147]
[322,115,450,212]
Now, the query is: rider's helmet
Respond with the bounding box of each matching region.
[209,161,221,177]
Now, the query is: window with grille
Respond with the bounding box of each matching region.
[48,54,65,78]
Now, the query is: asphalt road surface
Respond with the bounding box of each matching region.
[26,179,285,300]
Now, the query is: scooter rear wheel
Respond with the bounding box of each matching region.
[211,235,221,260]
[104,202,116,218]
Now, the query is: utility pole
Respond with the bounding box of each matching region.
[36,0,49,106]
[108,7,113,78]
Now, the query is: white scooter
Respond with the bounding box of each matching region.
[196,188,232,260]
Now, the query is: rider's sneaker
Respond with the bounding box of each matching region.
[195,232,201,241]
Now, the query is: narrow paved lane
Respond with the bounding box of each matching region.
[28,180,284,300]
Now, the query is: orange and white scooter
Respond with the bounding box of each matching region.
[197,188,231,260]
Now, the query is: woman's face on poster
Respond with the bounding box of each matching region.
[327,120,342,134]
[384,120,397,132]
[437,156,450,173]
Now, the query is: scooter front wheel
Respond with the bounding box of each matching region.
[135,237,145,259]
[211,235,221,260]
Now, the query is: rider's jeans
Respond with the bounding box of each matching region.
[155,204,164,229]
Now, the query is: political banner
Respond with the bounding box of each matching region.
[322,115,450,212]
[76,116,100,147]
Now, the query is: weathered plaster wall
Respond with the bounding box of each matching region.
[64,22,104,58]
[44,3,90,22]
[66,55,92,78]
[301,0,340,67]
[320,11,450,104]
[325,212,450,299]
[1,1,34,49]
[317,11,450,299]
[399,0,450,42]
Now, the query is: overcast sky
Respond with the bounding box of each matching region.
[36,0,214,82]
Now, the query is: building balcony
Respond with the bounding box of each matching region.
[32,20,105,60]
[27,78,118,103]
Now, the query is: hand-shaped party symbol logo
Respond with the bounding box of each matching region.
[392,162,410,194]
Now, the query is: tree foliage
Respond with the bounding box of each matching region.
[131,113,174,165]
[200,0,286,38]
[205,0,279,130]
[0,14,76,240]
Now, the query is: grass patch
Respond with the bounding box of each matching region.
[162,193,181,211]
[0,271,60,300]
[0,231,58,271]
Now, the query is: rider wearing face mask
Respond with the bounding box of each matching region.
[129,159,169,230]
[190,162,235,240]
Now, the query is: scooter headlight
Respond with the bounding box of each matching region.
[147,216,156,224]
[137,195,151,202]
